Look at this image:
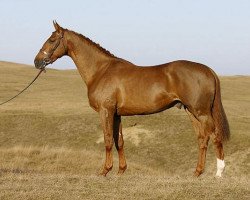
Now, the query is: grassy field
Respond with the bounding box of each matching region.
[0,61,249,199]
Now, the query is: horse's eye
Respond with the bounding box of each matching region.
[49,38,56,43]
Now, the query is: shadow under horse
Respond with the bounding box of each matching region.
[34,22,230,177]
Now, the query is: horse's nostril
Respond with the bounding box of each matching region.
[34,59,42,68]
[34,60,38,67]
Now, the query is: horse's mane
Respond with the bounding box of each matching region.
[68,29,117,58]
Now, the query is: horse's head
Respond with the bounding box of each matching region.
[34,21,67,69]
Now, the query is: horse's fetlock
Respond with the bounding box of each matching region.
[106,164,113,171]
[119,164,127,171]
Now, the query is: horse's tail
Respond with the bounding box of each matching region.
[211,69,230,142]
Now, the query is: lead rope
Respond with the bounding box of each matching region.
[0,68,45,106]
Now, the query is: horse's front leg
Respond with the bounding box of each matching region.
[99,107,115,176]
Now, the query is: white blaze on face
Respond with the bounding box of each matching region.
[216,158,225,177]
[42,51,48,55]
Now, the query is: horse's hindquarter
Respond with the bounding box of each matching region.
[163,61,216,113]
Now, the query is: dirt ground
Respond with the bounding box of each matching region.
[0,61,249,199]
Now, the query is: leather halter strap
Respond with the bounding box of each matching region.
[0,68,45,106]
[40,32,66,60]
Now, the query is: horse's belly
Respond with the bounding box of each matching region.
[117,93,176,116]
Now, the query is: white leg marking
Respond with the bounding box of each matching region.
[216,158,225,177]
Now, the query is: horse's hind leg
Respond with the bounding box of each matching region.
[186,109,213,176]
[211,132,225,177]
[113,114,127,175]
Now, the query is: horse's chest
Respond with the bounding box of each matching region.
[87,87,116,112]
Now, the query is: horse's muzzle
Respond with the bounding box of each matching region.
[34,58,50,69]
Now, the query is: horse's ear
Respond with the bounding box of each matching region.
[53,20,62,32]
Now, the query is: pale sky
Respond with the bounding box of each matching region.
[0,0,250,75]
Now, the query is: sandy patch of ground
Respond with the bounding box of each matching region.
[96,125,154,146]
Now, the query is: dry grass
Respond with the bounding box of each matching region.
[0,61,249,199]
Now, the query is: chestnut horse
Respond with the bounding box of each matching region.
[34,22,230,177]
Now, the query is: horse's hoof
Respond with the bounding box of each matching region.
[193,170,202,177]
[99,170,108,177]
[215,169,223,178]
[117,164,127,175]
[99,166,112,176]
[117,166,127,175]
[117,171,124,176]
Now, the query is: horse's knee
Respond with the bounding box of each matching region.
[199,143,208,150]
[105,144,113,151]
[104,135,114,151]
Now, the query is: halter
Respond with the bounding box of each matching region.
[0,33,67,106]
[39,32,67,66]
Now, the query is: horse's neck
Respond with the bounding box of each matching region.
[66,32,112,86]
